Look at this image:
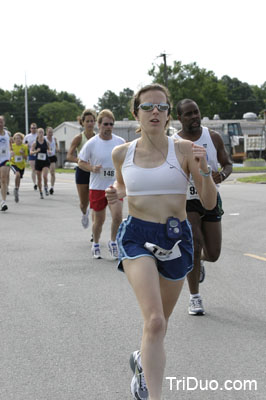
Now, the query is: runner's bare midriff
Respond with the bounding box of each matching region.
[127,194,187,223]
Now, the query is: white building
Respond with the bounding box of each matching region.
[53,119,265,167]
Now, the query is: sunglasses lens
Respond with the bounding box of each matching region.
[158,103,169,111]
[139,103,153,111]
[139,103,169,112]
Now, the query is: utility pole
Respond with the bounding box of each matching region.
[25,73,29,135]
[158,52,168,88]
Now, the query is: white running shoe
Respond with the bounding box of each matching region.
[81,210,89,229]
[188,295,205,315]
[91,244,101,259]
[129,350,149,399]
[108,240,118,259]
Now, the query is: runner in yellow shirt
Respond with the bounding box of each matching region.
[10,132,28,203]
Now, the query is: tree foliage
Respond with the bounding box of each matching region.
[0,84,84,134]
[149,61,266,120]
[38,101,83,127]
[1,62,265,135]
[95,88,134,120]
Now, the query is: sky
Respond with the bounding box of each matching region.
[1,0,265,109]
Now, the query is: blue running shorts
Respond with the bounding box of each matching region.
[117,216,194,281]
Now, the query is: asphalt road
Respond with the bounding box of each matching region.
[0,170,265,400]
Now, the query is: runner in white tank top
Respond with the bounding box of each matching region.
[45,127,59,195]
[0,115,11,211]
[24,122,38,190]
[175,99,232,316]
[105,85,217,400]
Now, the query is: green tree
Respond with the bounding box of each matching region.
[251,83,266,118]
[0,89,13,117]
[220,76,260,119]
[57,91,83,108]
[149,61,230,119]
[9,85,26,132]
[3,113,19,133]
[0,84,84,133]
[95,88,134,120]
[38,101,83,127]
[0,89,18,132]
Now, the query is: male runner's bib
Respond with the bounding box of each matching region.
[173,127,219,200]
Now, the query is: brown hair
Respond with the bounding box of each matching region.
[78,108,97,126]
[131,83,172,132]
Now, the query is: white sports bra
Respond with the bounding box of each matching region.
[122,137,188,196]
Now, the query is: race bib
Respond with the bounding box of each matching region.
[37,153,46,161]
[15,155,23,162]
[187,183,200,200]
[144,241,181,261]
[187,177,200,200]
[1,148,6,155]
[100,168,115,178]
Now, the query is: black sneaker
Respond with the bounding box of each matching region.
[34,184,38,190]
[129,350,149,399]
[1,201,8,211]
[49,188,54,195]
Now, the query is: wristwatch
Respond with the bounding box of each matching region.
[220,171,226,181]
[199,165,212,177]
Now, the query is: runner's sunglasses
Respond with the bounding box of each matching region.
[138,102,170,112]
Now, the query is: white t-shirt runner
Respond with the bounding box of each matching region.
[24,133,37,150]
[78,133,125,190]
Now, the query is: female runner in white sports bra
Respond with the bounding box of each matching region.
[105,84,217,400]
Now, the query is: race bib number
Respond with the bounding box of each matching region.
[100,168,115,178]
[144,241,182,261]
[1,148,6,155]
[37,152,46,161]
[15,155,23,162]
[187,184,200,200]
[187,177,200,200]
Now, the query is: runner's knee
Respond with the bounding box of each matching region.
[204,246,221,262]
[144,314,166,339]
